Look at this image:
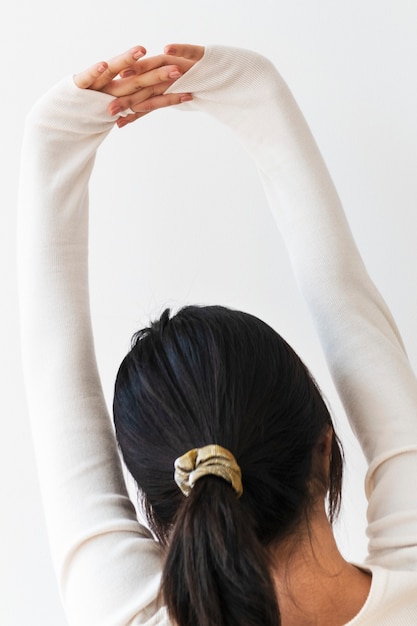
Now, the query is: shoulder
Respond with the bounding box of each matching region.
[347,564,417,624]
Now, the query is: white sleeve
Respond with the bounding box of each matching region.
[166,46,417,569]
[17,78,166,625]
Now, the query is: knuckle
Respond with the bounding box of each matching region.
[133,77,144,90]
[158,68,169,81]
[140,101,153,113]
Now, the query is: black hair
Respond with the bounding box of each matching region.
[113,305,343,626]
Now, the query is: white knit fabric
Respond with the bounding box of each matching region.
[18,46,417,625]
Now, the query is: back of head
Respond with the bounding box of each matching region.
[113,305,343,626]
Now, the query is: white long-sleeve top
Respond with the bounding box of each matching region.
[18,46,417,625]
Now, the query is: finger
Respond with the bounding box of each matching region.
[108,80,174,115]
[131,92,193,113]
[163,43,205,61]
[117,92,193,120]
[102,65,184,98]
[117,112,145,128]
[119,68,136,79]
[91,45,147,90]
[113,54,195,81]
[74,62,108,89]
[116,92,193,129]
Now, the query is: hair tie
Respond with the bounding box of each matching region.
[174,444,243,498]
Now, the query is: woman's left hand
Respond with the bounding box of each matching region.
[74,45,198,127]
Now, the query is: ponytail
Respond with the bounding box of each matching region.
[113,305,344,626]
[162,477,281,626]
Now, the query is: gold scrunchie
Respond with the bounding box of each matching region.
[174,444,243,498]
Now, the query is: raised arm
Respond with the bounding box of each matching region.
[17,48,194,625]
[146,44,417,568]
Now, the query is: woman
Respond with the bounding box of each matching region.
[18,43,417,625]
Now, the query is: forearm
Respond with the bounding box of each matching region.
[17,78,164,624]
[18,77,122,543]
[166,46,417,464]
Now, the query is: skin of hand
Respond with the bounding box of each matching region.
[73,44,204,127]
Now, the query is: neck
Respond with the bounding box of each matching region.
[270,505,371,626]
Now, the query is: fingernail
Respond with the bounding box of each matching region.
[122,69,135,78]
[110,105,121,115]
[97,63,107,73]
[169,70,182,79]
[165,46,176,55]
[180,94,193,102]
[133,49,144,60]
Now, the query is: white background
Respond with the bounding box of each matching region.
[2,1,417,624]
